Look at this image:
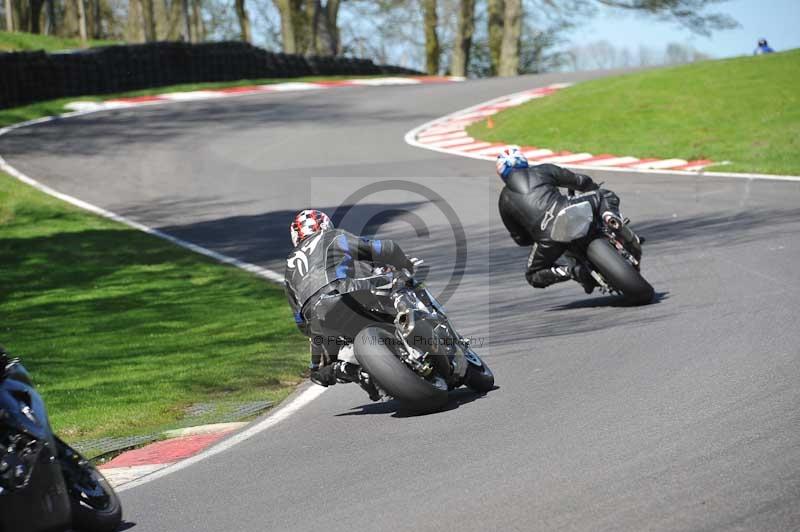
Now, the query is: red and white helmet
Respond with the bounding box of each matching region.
[290,209,333,247]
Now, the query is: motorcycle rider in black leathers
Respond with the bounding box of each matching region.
[284,209,416,400]
[496,147,622,292]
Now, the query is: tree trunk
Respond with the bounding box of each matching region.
[320,0,340,55]
[274,0,309,54]
[306,0,340,56]
[451,0,474,77]
[44,0,56,34]
[77,0,88,41]
[234,0,250,42]
[422,0,439,75]
[27,0,45,33]
[4,0,15,32]
[307,0,320,54]
[275,0,297,53]
[163,0,182,40]
[155,0,170,39]
[191,0,204,42]
[90,0,101,38]
[127,0,142,41]
[141,0,156,42]
[180,0,191,42]
[12,0,29,32]
[498,0,521,77]
[487,0,504,75]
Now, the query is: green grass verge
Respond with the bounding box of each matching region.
[0,30,119,52]
[468,49,800,175]
[0,75,379,128]
[0,172,308,442]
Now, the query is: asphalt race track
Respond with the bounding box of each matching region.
[2,71,799,531]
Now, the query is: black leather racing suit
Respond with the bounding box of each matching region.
[498,164,619,288]
[284,228,414,369]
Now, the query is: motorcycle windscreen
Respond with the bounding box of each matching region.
[549,201,594,242]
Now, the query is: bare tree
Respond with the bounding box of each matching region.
[4,0,14,32]
[45,0,57,34]
[637,44,656,66]
[77,0,88,40]
[317,0,341,55]
[665,41,690,64]
[422,0,439,74]
[89,0,100,37]
[596,0,737,36]
[586,40,617,68]
[302,0,341,55]
[127,0,142,41]
[141,0,156,41]
[618,46,632,67]
[487,0,504,75]
[191,0,205,41]
[338,0,424,67]
[234,0,250,42]
[273,0,306,53]
[27,0,45,32]
[565,40,709,70]
[180,0,191,41]
[498,0,521,76]
[451,0,475,77]
[519,23,568,74]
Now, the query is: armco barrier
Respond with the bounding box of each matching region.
[0,41,421,109]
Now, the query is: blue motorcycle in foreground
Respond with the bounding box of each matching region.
[0,346,122,532]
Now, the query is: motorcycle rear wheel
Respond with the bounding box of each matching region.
[354,327,449,413]
[587,238,654,305]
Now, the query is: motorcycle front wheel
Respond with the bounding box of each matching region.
[354,327,449,413]
[56,437,122,532]
[587,238,655,305]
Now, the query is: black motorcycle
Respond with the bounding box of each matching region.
[314,264,494,413]
[0,348,122,532]
[561,189,654,304]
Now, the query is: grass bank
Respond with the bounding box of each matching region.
[0,30,119,52]
[0,75,379,128]
[0,172,308,442]
[468,49,800,175]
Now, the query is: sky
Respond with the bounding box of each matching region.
[579,0,800,59]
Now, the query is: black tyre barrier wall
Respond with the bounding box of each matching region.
[0,41,422,109]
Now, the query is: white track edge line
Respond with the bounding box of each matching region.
[1,112,335,491]
[116,384,327,492]
[0,147,333,490]
[0,155,284,283]
[403,87,800,183]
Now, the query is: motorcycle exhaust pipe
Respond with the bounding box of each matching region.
[603,212,622,230]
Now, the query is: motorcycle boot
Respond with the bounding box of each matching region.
[571,263,597,294]
[312,361,381,401]
[357,371,382,402]
[310,361,354,387]
[556,256,597,294]
[339,362,381,401]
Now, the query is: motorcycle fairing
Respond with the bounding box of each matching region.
[549,201,594,243]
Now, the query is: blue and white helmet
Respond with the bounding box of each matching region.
[496,145,529,180]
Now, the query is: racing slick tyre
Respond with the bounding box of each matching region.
[587,238,654,305]
[354,327,449,413]
[464,361,495,393]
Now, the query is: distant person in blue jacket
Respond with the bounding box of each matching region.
[754,39,774,55]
